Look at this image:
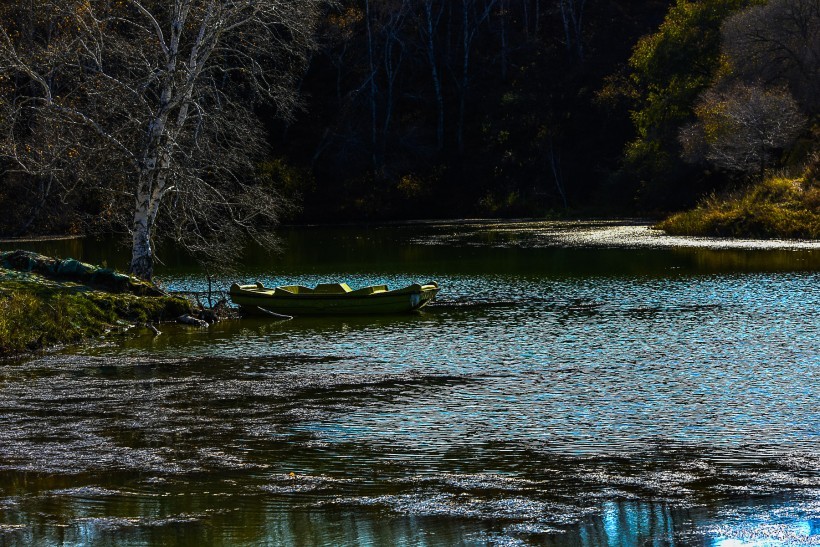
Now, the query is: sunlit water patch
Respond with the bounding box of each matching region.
[408,219,820,251]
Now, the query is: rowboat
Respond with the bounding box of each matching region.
[229,281,440,316]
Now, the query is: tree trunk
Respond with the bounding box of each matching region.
[423,2,445,153]
[559,0,586,62]
[383,35,403,149]
[500,0,508,79]
[458,0,470,153]
[365,0,379,169]
[548,139,569,210]
[457,0,496,153]
[130,213,154,281]
[15,173,54,237]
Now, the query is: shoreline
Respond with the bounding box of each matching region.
[0,234,85,243]
[4,213,819,242]
[0,251,192,358]
[4,219,819,255]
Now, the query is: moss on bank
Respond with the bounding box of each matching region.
[0,257,191,357]
[657,175,820,239]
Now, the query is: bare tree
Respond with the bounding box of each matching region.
[363,0,410,169]
[418,0,446,153]
[0,0,326,280]
[722,0,820,114]
[457,0,498,153]
[557,0,587,62]
[364,0,379,168]
[680,83,807,178]
[0,5,104,235]
[379,1,410,153]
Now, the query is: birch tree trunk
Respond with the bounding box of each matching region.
[364,0,379,170]
[382,6,407,156]
[559,0,587,62]
[457,0,497,153]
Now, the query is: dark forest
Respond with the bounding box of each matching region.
[1,0,817,248]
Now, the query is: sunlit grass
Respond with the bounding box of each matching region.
[657,174,820,239]
[0,280,191,357]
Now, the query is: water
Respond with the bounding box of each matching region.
[1,220,819,546]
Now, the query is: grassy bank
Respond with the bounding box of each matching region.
[657,174,820,239]
[0,254,191,357]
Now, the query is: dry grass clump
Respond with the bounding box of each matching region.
[657,173,820,239]
[0,282,190,357]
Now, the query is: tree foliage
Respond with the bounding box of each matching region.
[621,0,755,209]
[280,0,672,218]
[4,0,811,241]
[627,0,754,144]
[629,0,748,156]
[0,1,678,235]
[677,0,816,180]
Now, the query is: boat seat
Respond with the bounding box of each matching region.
[275,285,313,295]
[349,285,388,295]
[313,283,352,294]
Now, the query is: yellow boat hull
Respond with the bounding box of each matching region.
[229,281,439,316]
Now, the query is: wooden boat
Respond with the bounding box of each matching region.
[229,281,440,316]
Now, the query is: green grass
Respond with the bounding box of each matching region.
[657,175,820,239]
[0,278,191,357]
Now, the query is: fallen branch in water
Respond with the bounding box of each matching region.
[177,314,209,328]
[256,306,293,320]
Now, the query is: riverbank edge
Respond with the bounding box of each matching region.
[0,252,193,358]
[656,173,820,239]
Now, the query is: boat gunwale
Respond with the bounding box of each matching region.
[229,282,439,301]
[228,281,439,315]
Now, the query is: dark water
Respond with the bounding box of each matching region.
[1,221,819,546]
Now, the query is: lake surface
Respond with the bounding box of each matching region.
[1,220,819,546]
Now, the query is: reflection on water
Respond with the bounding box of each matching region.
[3,220,820,278]
[1,221,819,545]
